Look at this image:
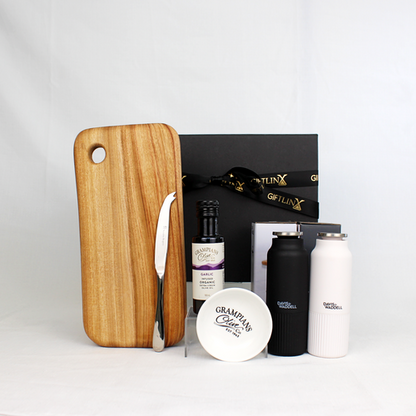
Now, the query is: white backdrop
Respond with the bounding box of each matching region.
[1,1,416,415]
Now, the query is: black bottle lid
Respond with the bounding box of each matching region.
[196,200,219,217]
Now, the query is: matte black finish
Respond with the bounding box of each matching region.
[266,234,309,356]
[180,134,319,282]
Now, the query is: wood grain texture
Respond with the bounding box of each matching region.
[74,124,186,347]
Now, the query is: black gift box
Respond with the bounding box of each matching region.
[180,134,319,282]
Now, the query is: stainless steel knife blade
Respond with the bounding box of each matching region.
[152,191,176,352]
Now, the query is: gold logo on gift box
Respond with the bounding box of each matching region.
[267,193,305,211]
[311,174,318,182]
[228,173,244,192]
[235,181,244,192]
[293,198,305,211]
[261,174,288,186]
[277,174,288,186]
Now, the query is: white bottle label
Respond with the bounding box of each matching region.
[192,243,224,301]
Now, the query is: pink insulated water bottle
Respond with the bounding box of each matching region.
[307,233,352,358]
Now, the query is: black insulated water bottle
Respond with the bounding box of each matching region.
[266,231,309,356]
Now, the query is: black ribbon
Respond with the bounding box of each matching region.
[182,167,319,218]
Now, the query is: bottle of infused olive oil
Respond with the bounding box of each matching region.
[192,200,225,314]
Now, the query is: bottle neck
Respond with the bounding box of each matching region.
[272,236,304,249]
[197,217,219,237]
[316,238,348,248]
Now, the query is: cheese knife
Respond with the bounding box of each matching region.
[152,191,176,352]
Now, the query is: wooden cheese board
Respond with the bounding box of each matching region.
[74,123,186,347]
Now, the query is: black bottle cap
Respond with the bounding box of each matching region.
[196,200,219,217]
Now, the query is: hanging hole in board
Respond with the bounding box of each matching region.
[91,147,106,164]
